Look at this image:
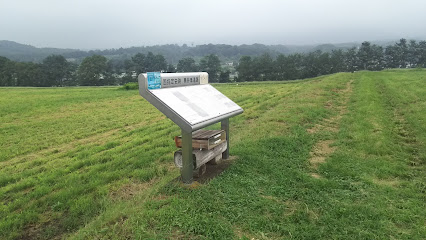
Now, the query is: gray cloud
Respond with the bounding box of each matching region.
[1,0,425,49]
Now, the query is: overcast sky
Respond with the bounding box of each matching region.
[1,0,425,49]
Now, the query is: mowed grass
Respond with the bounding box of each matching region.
[0,70,425,239]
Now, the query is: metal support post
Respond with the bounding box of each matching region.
[221,118,229,159]
[181,129,193,184]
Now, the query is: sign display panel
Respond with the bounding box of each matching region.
[139,72,243,131]
[150,84,241,125]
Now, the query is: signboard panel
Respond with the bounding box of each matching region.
[150,84,241,125]
[139,72,243,132]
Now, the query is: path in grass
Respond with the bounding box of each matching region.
[307,79,354,178]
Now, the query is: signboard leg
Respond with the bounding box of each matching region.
[221,118,229,159]
[181,129,193,184]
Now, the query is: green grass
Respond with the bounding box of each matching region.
[0,70,425,239]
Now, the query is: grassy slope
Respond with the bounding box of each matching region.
[0,70,424,239]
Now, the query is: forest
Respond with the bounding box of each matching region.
[0,39,425,87]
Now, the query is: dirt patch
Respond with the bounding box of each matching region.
[19,211,63,240]
[179,181,202,189]
[310,173,322,179]
[283,200,300,217]
[312,140,336,157]
[307,124,338,134]
[20,223,42,240]
[309,155,326,165]
[309,140,336,170]
[169,229,198,240]
[109,180,154,201]
[261,194,282,203]
[193,156,238,184]
[305,205,320,221]
[371,120,383,135]
[168,156,238,186]
[260,195,299,217]
[233,226,254,239]
[233,225,283,240]
[307,140,338,176]
[372,178,400,188]
[96,215,132,239]
[152,194,170,201]
[324,100,333,109]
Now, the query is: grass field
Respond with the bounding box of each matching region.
[0,70,425,239]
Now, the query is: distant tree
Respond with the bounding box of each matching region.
[395,38,409,68]
[275,53,303,80]
[275,54,287,80]
[107,58,126,74]
[14,62,44,86]
[302,50,325,78]
[177,57,198,72]
[123,59,135,81]
[236,56,254,81]
[131,53,146,74]
[330,49,346,73]
[256,53,275,80]
[317,51,332,75]
[77,55,109,86]
[385,45,399,68]
[357,42,384,70]
[64,62,79,86]
[144,52,167,72]
[0,56,14,86]
[124,59,134,72]
[370,44,385,70]
[103,60,116,85]
[418,41,426,67]
[345,47,359,72]
[219,70,230,83]
[358,41,372,70]
[42,55,70,86]
[166,64,176,73]
[153,54,168,72]
[145,52,155,71]
[199,54,221,82]
[0,56,9,69]
[408,40,418,67]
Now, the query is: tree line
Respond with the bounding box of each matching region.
[1,39,425,87]
[0,51,229,86]
[236,39,426,81]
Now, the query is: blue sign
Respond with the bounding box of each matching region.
[147,72,162,90]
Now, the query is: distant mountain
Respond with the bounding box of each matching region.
[0,40,362,64]
[0,40,77,62]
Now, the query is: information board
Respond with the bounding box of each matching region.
[151,84,241,125]
[139,72,243,131]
